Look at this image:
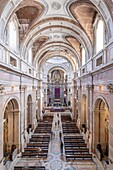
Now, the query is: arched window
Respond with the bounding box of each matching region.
[82,47,85,66]
[9,21,17,51]
[96,20,104,53]
[28,48,32,64]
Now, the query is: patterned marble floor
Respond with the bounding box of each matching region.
[10,112,101,170]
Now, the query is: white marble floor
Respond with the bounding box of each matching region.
[8,112,103,170]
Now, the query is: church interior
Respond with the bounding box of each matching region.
[0,0,113,170]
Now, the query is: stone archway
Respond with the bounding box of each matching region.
[27,95,32,128]
[94,98,109,157]
[3,98,19,157]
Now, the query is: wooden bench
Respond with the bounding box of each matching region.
[31,137,50,140]
[14,166,46,170]
[61,116,72,122]
[31,138,50,142]
[64,136,83,139]
[65,143,87,148]
[63,130,80,133]
[34,130,51,133]
[22,152,47,158]
[65,149,89,154]
[25,148,48,152]
[62,125,78,128]
[66,154,92,160]
[23,150,48,154]
[64,139,85,143]
[63,129,79,131]
[35,127,51,129]
[34,130,51,132]
[31,134,50,139]
[65,148,89,152]
[27,143,48,148]
[64,140,85,144]
[30,138,49,143]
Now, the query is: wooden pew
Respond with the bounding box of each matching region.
[27,143,48,148]
[29,138,49,143]
[64,143,87,148]
[63,130,80,134]
[25,148,48,152]
[65,148,89,154]
[64,139,84,142]
[61,116,72,122]
[66,154,92,160]
[64,141,85,144]
[64,136,83,140]
[14,166,46,170]
[31,135,50,138]
[22,152,47,158]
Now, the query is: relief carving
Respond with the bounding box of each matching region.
[0,84,5,93]
[107,83,113,92]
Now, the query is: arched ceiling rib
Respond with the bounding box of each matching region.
[34,42,80,71]
[41,60,74,80]
[1,0,113,76]
[38,50,77,73]
[21,19,92,68]
[42,59,73,75]
[70,1,97,43]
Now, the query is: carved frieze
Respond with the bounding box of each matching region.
[107,83,113,93]
[0,84,5,93]
[86,84,94,90]
[19,85,27,90]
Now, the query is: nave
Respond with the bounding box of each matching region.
[11,113,99,170]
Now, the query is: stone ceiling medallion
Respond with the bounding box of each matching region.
[54,35,60,39]
[51,2,61,10]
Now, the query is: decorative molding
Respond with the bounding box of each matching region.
[51,2,61,10]
[19,85,27,90]
[0,84,5,93]
[107,83,113,92]
[32,85,37,89]
[86,84,94,90]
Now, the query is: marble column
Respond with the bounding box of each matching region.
[20,85,27,152]
[0,115,3,163]
[77,81,82,129]
[72,81,76,121]
[8,111,14,149]
[13,111,20,151]
[88,85,94,152]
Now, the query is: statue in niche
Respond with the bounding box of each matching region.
[53,70,61,81]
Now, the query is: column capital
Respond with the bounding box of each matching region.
[32,85,37,89]
[86,84,94,90]
[19,85,27,90]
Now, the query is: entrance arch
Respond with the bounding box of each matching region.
[3,98,19,156]
[27,95,32,127]
[94,97,109,156]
